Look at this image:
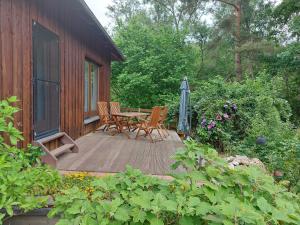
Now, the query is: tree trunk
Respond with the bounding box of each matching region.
[200,41,204,66]
[235,2,242,81]
[217,0,243,80]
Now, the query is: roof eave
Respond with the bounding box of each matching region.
[77,0,125,61]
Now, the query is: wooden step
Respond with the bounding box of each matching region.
[36,132,65,144]
[51,143,75,157]
[35,132,79,168]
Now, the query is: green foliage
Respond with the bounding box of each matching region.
[50,141,300,224]
[190,75,300,192]
[0,97,61,223]
[111,14,197,108]
[0,96,23,146]
[109,0,300,120]
[262,42,300,124]
[273,0,300,38]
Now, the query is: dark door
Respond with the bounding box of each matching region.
[32,22,60,140]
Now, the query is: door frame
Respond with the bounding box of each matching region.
[32,21,61,140]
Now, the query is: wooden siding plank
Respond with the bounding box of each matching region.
[1,0,113,144]
[1,0,13,98]
[12,1,24,135]
[59,1,65,132]
[21,0,32,145]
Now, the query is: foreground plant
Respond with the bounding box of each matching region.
[50,140,300,225]
[0,97,61,223]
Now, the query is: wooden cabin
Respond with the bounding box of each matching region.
[0,0,124,146]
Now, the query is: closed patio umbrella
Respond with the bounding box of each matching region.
[177,77,191,137]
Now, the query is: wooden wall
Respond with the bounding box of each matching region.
[0,0,113,145]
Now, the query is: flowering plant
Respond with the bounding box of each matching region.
[197,101,238,151]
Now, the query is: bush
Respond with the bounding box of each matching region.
[191,74,300,192]
[0,97,61,223]
[50,140,300,225]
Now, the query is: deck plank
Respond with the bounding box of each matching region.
[57,130,184,175]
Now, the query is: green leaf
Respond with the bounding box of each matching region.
[206,166,220,177]
[48,208,61,218]
[0,213,5,222]
[257,197,273,213]
[7,96,17,103]
[5,206,13,216]
[131,208,147,223]
[66,203,81,215]
[56,219,72,225]
[223,220,234,225]
[148,215,164,225]
[130,192,153,209]
[162,200,177,211]
[195,202,211,216]
[188,197,201,207]
[179,216,194,225]
[114,206,130,222]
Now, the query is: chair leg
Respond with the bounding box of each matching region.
[127,121,131,132]
[161,124,169,137]
[147,129,154,143]
[135,128,141,140]
[131,127,138,132]
[156,128,164,140]
[158,124,167,138]
[99,124,107,132]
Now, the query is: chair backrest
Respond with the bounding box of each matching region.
[97,102,109,123]
[147,106,161,127]
[110,102,121,114]
[160,106,168,123]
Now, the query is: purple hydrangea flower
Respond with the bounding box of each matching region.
[223,113,230,120]
[232,104,238,112]
[201,118,207,128]
[208,121,216,130]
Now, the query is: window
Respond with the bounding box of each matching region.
[84,60,99,118]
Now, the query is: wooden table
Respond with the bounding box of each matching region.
[111,112,149,138]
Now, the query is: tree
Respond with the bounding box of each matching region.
[107,0,143,27]
[145,0,205,31]
[111,15,197,108]
[215,0,242,80]
[190,22,211,75]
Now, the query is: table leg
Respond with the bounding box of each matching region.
[112,116,131,139]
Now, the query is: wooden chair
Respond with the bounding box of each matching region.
[110,102,121,114]
[110,102,131,132]
[135,106,163,143]
[97,102,116,132]
[158,106,169,138]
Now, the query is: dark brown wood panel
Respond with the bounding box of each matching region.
[1,0,12,99]
[0,0,114,146]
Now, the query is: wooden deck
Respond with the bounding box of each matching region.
[57,130,184,175]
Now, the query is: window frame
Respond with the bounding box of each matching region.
[84,59,100,119]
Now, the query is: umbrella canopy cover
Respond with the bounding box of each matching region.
[177,77,190,134]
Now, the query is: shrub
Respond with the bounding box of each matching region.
[0,97,61,223]
[197,100,238,151]
[191,74,300,192]
[50,140,300,225]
